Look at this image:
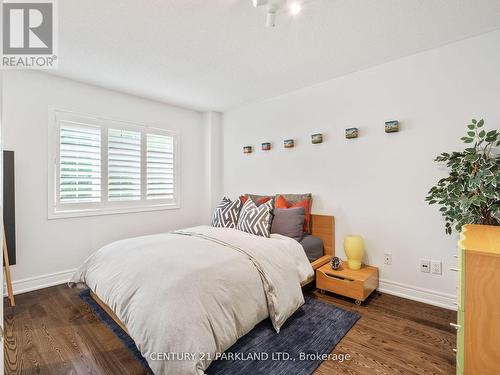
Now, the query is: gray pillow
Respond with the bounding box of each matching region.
[271,207,306,241]
[276,193,313,233]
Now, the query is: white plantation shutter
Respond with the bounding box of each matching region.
[51,110,179,218]
[108,129,141,201]
[59,123,101,203]
[147,134,175,200]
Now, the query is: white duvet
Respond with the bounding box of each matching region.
[69,225,314,375]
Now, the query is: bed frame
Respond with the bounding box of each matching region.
[91,291,130,334]
[90,214,334,334]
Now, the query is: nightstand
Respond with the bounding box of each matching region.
[316,262,379,305]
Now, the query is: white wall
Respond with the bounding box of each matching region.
[2,71,208,293]
[203,111,223,217]
[223,30,500,309]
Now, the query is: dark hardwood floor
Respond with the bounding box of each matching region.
[4,284,456,374]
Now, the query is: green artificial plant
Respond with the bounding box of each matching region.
[426,119,500,234]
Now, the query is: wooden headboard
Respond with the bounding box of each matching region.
[303,214,335,285]
[310,214,334,256]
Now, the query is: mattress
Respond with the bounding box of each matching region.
[300,235,324,261]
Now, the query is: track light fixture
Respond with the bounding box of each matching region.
[251,0,302,27]
[266,8,277,27]
[252,0,268,7]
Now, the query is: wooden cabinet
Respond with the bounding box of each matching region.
[456,224,500,375]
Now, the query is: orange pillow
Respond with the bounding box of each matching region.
[275,195,311,233]
[257,196,271,205]
[275,195,290,208]
[239,195,248,204]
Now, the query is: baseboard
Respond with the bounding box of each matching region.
[4,268,77,297]
[378,278,457,310]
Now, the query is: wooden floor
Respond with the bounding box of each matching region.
[4,284,456,375]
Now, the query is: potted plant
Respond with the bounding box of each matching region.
[426,119,500,234]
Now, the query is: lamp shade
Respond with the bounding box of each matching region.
[344,235,365,270]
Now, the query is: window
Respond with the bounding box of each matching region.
[59,124,102,204]
[108,128,141,202]
[49,110,179,218]
[147,134,175,200]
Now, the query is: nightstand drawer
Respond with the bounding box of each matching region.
[316,262,379,303]
[317,268,365,301]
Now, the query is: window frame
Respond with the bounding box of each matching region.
[48,108,180,219]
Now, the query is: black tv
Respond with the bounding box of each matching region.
[3,150,16,265]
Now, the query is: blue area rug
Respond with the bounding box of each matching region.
[80,290,359,375]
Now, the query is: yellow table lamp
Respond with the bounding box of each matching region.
[344,235,365,270]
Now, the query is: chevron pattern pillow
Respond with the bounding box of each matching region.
[211,197,242,228]
[237,198,274,237]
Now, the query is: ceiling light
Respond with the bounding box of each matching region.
[251,0,303,27]
[289,2,302,16]
[266,10,277,27]
[252,0,268,8]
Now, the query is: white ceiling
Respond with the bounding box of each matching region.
[54,0,500,112]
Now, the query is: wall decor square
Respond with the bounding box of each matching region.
[284,139,294,148]
[261,142,271,151]
[385,120,399,133]
[345,128,359,139]
[243,146,253,154]
[311,134,323,144]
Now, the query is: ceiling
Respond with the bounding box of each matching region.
[53,0,500,112]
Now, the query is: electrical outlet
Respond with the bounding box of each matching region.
[384,253,392,265]
[431,260,442,275]
[420,259,430,273]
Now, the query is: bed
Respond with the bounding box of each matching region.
[70,214,334,375]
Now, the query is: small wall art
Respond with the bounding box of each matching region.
[385,120,399,133]
[284,139,294,148]
[345,127,359,139]
[243,146,253,154]
[311,134,323,144]
[261,142,271,151]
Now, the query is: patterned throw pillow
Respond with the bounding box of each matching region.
[211,197,242,228]
[237,199,274,237]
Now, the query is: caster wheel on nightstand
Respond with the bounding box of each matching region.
[319,289,325,294]
[355,300,362,306]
